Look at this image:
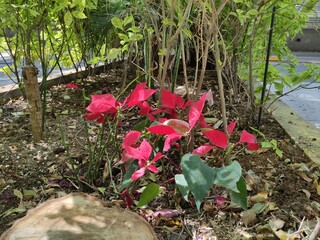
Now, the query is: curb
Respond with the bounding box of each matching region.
[269,99,320,165]
[0,64,108,100]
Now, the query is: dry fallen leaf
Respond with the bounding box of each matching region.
[301,189,311,199]
[241,209,256,227]
[250,192,269,204]
[297,172,312,183]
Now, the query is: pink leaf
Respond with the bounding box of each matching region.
[189,93,206,130]
[153,209,181,219]
[161,89,176,109]
[131,167,146,180]
[120,150,133,163]
[139,140,152,160]
[163,119,190,134]
[206,89,214,107]
[216,195,228,208]
[151,152,164,163]
[122,131,141,149]
[192,144,214,157]
[203,129,229,149]
[147,125,177,135]
[163,133,182,151]
[239,130,257,144]
[65,83,80,89]
[227,121,237,135]
[147,164,158,173]
[125,146,143,160]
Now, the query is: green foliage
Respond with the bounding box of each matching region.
[251,127,283,158]
[137,183,161,208]
[177,154,246,211]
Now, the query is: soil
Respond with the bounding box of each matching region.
[0,69,320,240]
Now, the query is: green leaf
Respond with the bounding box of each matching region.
[73,11,87,19]
[111,17,123,30]
[174,174,190,201]
[137,183,160,208]
[119,162,138,192]
[1,207,26,218]
[181,154,216,211]
[133,119,151,131]
[107,48,122,60]
[64,11,73,26]
[229,177,247,210]
[246,9,258,16]
[182,28,192,39]
[123,15,134,27]
[213,161,242,192]
[13,189,23,200]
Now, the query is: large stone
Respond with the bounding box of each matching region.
[1,193,157,240]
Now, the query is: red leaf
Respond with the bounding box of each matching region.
[122,131,141,149]
[127,82,156,107]
[175,94,185,109]
[192,144,214,157]
[203,129,229,149]
[65,83,80,89]
[163,133,182,151]
[86,94,117,114]
[84,112,103,122]
[248,143,259,150]
[227,121,237,135]
[239,130,257,144]
[161,89,176,109]
[137,101,152,114]
[189,93,206,130]
[198,115,213,129]
[147,125,177,135]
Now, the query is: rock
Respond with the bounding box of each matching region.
[0,193,158,240]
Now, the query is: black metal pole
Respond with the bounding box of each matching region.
[257,5,276,127]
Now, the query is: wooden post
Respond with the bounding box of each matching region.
[22,66,43,142]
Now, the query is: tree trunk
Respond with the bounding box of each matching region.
[22,66,43,142]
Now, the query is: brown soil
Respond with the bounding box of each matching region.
[0,70,319,239]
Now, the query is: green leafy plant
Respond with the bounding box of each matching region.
[251,127,283,158]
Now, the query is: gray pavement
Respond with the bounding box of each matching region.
[271,52,320,129]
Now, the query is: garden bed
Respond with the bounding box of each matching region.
[1,70,320,239]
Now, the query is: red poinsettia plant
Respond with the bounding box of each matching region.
[78,82,259,210]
